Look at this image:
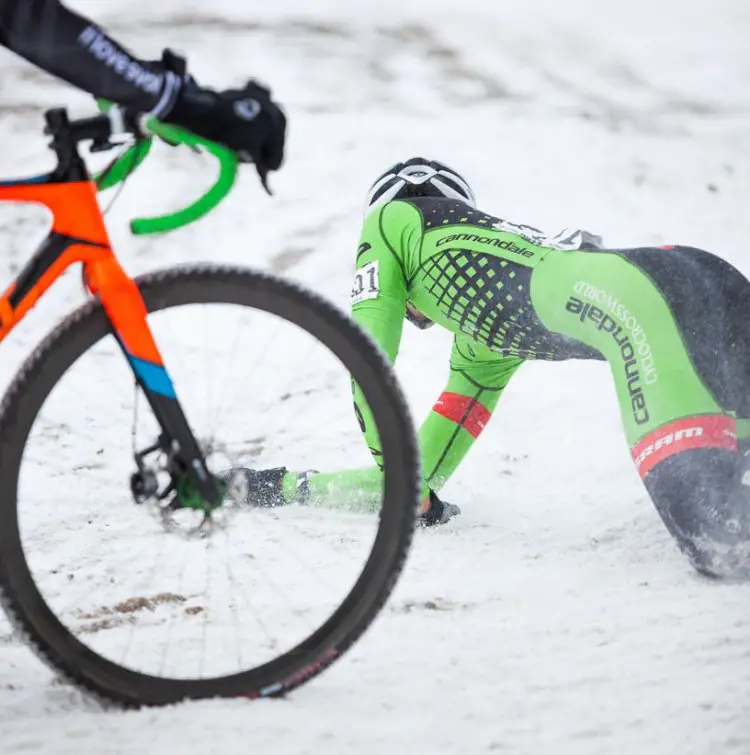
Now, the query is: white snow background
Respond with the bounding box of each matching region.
[0,0,749,752]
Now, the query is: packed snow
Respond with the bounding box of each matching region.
[0,0,749,752]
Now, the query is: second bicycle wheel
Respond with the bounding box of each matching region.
[0,264,419,706]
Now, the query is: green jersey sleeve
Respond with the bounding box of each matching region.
[278,203,418,512]
[420,335,523,494]
[349,204,416,467]
[350,206,410,362]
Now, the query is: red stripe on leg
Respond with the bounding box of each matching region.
[631,415,737,478]
[432,391,491,439]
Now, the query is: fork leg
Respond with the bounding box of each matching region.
[87,257,220,506]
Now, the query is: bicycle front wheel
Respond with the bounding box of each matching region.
[0,264,419,707]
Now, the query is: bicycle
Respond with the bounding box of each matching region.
[0,106,419,707]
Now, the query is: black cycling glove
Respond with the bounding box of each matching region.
[158,53,287,191]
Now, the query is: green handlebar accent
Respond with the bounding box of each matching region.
[93,101,239,235]
[95,139,152,191]
[131,120,238,235]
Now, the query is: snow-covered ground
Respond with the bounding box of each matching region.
[0,0,749,753]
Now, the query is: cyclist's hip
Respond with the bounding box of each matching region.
[531,245,750,445]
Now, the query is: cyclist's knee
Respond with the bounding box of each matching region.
[643,448,750,579]
[686,538,750,580]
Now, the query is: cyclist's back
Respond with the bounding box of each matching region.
[362,195,601,362]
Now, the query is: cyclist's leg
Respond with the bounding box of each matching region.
[622,246,750,576]
[532,245,750,577]
[714,251,750,454]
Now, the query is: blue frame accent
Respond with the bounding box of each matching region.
[0,174,50,187]
[128,356,177,399]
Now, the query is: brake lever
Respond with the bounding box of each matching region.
[257,166,272,196]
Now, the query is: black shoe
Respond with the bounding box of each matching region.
[219,466,287,507]
[219,467,318,507]
[418,490,461,527]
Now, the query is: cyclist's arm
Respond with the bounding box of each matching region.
[300,336,523,506]
[0,0,180,115]
[348,205,410,469]
[271,205,412,511]
[421,335,523,495]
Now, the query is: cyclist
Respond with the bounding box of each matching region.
[239,157,750,581]
[0,0,286,180]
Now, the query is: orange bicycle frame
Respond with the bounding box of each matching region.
[0,180,166,373]
[0,107,219,505]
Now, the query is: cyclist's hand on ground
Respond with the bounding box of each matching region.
[167,76,287,190]
[418,489,461,527]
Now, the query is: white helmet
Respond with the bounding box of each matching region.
[365,157,476,216]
